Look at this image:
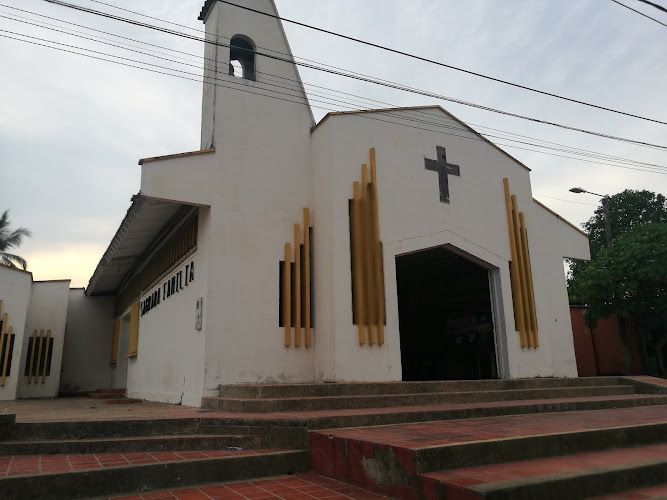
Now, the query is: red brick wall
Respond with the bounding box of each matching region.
[570,308,598,377]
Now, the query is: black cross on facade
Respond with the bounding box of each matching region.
[424,146,461,204]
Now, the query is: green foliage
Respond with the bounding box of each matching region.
[571,223,667,327]
[568,189,667,306]
[584,189,667,260]
[0,210,31,270]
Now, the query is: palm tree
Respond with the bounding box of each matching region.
[0,210,31,270]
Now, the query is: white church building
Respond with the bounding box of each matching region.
[0,0,589,407]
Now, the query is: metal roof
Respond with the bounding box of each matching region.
[86,194,186,296]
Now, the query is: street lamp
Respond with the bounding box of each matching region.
[569,187,613,247]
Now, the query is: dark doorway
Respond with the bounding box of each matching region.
[396,246,497,381]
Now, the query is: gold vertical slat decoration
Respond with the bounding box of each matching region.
[511,195,534,346]
[61,323,68,371]
[352,182,366,345]
[35,330,45,384]
[127,301,140,357]
[41,330,51,383]
[0,311,6,384]
[350,148,386,346]
[304,208,311,347]
[283,243,291,347]
[503,178,538,349]
[361,163,377,345]
[28,329,37,383]
[370,148,385,345]
[0,326,11,386]
[519,212,539,347]
[503,179,527,347]
[294,224,302,347]
[110,318,120,364]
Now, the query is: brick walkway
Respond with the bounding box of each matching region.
[315,405,667,448]
[0,449,284,477]
[107,473,390,500]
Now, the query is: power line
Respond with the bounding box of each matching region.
[34,0,667,152]
[533,194,599,206]
[4,11,667,173]
[3,29,667,177]
[215,0,667,125]
[637,0,667,15]
[610,0,667,27]
[5,7,667,171]
[6,4,656,171]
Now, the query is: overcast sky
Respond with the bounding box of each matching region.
[1,0,666,287]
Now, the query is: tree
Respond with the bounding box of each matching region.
[569,189,667,304]
[0,210,31,270]
[583,189,667,260]
[567,189,667,375]
[572,223,667,374]
[574,223,667,325]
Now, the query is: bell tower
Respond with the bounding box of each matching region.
[198,0,314,149]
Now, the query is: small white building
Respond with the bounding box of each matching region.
[0,0,589,407]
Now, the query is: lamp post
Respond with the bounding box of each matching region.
[569,187,613,247]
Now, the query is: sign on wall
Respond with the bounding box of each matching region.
[140,261,195,317]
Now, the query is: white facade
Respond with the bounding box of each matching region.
[4,0,590,404]
[0,267,32,401]
[60,289,114,394]
[0,267,71,400]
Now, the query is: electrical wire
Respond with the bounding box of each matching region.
[533,194,599,206]
[4,13,667,174]
[2,28,666,177]
[12,5,665,171]
[610,0,667,27]
[94,0,667,125]
[34,0,667,151]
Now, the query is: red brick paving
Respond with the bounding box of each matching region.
[312,405,667,448]
[421,443,667,500]
[106,473,390,500]
[0,449,284,478]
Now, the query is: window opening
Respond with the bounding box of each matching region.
[229,36,256,81]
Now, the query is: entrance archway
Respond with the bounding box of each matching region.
[396,246,498,381]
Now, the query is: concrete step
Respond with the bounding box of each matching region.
[88,392,126,399]
[0,449,309,500]
[589,482,667,499]
[203,385,636,412]
[420,443,667,500]
[218,377,626,399]
[0,433,264,455]
[100,398,142,404]
[88,389,127,400]
[309,405,667,499]
[7,418,202,441]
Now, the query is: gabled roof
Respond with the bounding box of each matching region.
[311,105,531,172]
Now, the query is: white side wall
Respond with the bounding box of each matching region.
[59,289,115,394]
[125,252,205,407]
[17,280,70,398]
[528,201,590,377]
[0,267,32,401]
[143,0,318,391]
